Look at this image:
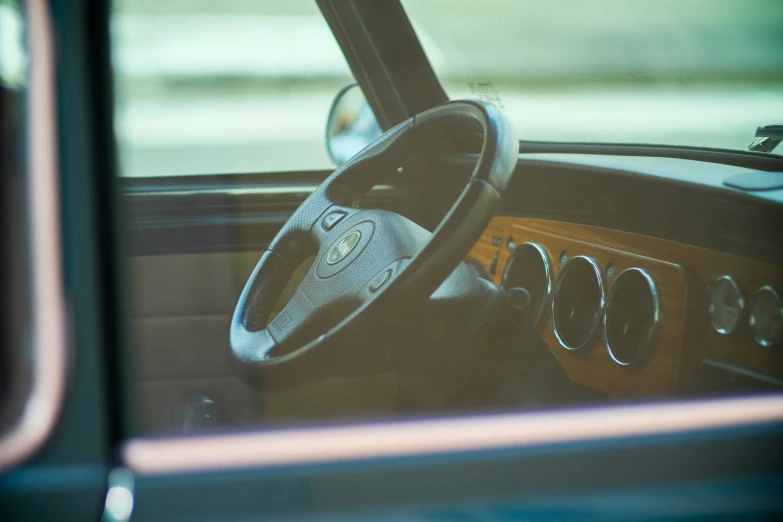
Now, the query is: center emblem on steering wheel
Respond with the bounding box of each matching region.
[327,230,361,265]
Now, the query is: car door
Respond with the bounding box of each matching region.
[2,1,783,521]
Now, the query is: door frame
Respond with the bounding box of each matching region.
[2,1,783,520]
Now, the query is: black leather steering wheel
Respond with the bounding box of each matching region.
[229,99,518,391]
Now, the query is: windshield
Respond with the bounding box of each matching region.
[401,0,783,155]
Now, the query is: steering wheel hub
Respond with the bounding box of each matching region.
[316,221,375,279]
[326,230,362,265]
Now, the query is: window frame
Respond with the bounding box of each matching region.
[0,0,67,473]
[123,395,783,475]
[4,1,783,519]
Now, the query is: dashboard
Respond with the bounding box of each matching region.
[123,150,783,431]
[469,217,783,399]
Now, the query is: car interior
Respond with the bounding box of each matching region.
[113,0,783,437]
[3,2,783,520]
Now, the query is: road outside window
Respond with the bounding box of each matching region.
[112,0,355,177]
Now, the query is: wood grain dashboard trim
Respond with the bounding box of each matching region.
[469,217,783,398]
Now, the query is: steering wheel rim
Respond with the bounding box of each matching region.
[229,99,518,390]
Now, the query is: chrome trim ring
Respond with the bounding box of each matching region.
[749,286,783,348]
[501,242,553,327]
[0,0,67,471]
[603,268,661,367]
[551,255,605,351]
[708,275,745,336]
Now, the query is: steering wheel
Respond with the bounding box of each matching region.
[229,99,518,391]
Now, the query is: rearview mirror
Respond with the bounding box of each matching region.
[325,83,381,166]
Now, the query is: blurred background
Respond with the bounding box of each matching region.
[111,0,783,177]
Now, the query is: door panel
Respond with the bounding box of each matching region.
[129,251,259,433]
[134,315,237,381]
[127,217,401,434]
[130,252,263,318]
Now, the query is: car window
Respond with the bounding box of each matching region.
[401,0,783,155]
[111,1,783,446]
[112,0,355,177]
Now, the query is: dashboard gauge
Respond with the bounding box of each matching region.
[552,256,605,350]
[749,286,783,348]
[708,275,745,335]
[501,242,552,327]
[604,268,660,366]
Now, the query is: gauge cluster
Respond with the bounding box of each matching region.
[604,268,660,366]
[502,246,664,368]
[750,287,783,347]
[708,276,745,335]
[552,256,605,351]
[501,242,552,327]
[474,216,783,398]
[708,275,783,348]
[709,279,783,348]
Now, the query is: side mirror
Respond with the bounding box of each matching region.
[325,83,381,166]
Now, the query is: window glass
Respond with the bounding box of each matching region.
[401,0,783,155]
[112,0,355,176]
[112,1,782,441]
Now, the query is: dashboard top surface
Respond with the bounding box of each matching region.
[517,153,783,204]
